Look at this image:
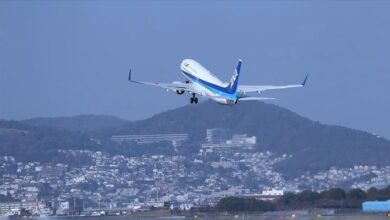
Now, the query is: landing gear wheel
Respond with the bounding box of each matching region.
[190,93,198,104]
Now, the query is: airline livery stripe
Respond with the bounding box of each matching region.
[182,71,233,94]
[182,70,237,100]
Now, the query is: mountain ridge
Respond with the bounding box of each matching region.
[1,101,389,176]
[104,101,390,174]
[23,114,128,134]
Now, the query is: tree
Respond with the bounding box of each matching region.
[296,190,321,204]
[347,189,367,200]
[323,188,346,200]
[366,187,379,200]
[279,192,296,206]
[345,188,367,208]
[218,197,275,212]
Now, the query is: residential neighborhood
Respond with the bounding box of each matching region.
[1,130,389,216]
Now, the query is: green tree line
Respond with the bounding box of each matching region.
[218,186,390,212]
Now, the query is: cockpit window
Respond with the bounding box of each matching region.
[184,63,189,67]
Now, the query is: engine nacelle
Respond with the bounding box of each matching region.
[176,90,185,95]
[172,81,185,95]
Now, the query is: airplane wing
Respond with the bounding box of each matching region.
[128,69,195,93]
[238,74,308,94]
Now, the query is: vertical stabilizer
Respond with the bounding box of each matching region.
[226,59,242,94]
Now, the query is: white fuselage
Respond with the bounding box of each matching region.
[180,59,236,105]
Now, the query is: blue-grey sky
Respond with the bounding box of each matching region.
[1,1,389,138]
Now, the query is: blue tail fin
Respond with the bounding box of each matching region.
[226,59,242,94]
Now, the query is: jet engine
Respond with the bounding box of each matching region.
[172,81,185,95]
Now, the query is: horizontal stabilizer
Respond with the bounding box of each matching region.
[239,97,275,101]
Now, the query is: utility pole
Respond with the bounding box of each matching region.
[73,195,76,214]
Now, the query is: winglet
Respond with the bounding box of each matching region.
[128,68,132,82]
[301,74,309,86]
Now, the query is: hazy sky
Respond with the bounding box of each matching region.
[1,1,389,138]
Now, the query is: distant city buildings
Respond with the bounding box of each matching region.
[111,133,189,146]
[202,128,256,149]
[1,128,390,216]
[111,133,189,151]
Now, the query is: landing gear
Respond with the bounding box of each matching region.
[190,97,198,104]
[190,93,198,104]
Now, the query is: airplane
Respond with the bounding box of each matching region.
[128,59,308,105]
